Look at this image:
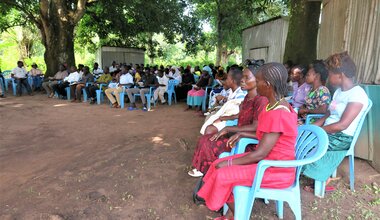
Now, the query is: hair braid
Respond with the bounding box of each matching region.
[260,63,288,99]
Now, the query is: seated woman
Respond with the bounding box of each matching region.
[200,67,246,135]
[197,63,298,219]
[186,66,213,111]
[298,60,331,123]
[290,65,311,108]
[188,66,267,177]
[303,52,369,192]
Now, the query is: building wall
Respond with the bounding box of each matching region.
[318,0,380,84]
[95,47,145,68]
[242,17,289,63]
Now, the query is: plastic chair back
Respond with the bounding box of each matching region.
[314,99,373,197]
[167,80,178,105]
[231,125,328,220]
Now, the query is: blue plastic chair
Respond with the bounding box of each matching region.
[0,77,5,94]
[96,83,108,105]
[2,70,12,92]
[314,99,373,198]
[224,125,328,220]
[167,79,178,105]
[82,82,94,102]
[201,86,213,112]
[133,86,156,110]
[305,114,324,124]
[119,85,133,109]
[11,76,33,96]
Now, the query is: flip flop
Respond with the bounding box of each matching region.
[214,216,234,220]
[325,186,336,192]
[188,169,203,177]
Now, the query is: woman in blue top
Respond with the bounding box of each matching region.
[303,51,369,191]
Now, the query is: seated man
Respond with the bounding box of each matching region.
[201,67,246,135]
[92,62,103,80]
[12,61,32,96]
[105,65,134,108]
[86,66,112,104]
[70,66,94,103]
[42,64,68,98]
[153,69,168,104]
[29,63,43,91]
[53,66,80,98]
[126,67,158,111]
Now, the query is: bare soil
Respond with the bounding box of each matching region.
[0,94,379,220]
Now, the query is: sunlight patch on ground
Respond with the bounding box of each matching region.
[53,104,68,107]
[12,103,24,108]
[114,115,121,117]
[151,135,171,146]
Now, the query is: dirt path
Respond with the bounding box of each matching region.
[0,95,379,220]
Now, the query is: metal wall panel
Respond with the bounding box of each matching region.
[318,0,380,84]
[242,17,289,63]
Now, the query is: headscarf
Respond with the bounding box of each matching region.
[202,66,212,76]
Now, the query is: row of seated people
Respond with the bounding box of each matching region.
[39,62,230,111]
[0,61,44,97]
[187,52,370,219]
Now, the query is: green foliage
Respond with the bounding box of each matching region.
[75,0,203,61]
[191,0,288,52]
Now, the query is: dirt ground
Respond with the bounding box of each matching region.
[0,94,379,220]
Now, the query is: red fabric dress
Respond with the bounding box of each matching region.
[191,95,268,173]
[197,106,298,211]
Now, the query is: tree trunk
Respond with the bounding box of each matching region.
[215,0,223,66]
[41,25,76,77]
[283,0,321,65]
[37,0,86,76]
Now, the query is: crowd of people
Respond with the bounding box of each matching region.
[0,52,371,219]
[186,52,369,219]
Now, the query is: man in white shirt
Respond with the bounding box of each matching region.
[12,61,32,96]
[153,69,168,104]
[105,65,134,108]
[109,61,118,73]
[53,66,81,98]
[93,62,103,79]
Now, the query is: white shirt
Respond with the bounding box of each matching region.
[12,67,27,78]
[227,87,246,101]
[93,67,104,79]
[157,75,169,86]
[109,66,118,73]
[324,86,369,136]
[64,71,81,83]
[119,73,134,85]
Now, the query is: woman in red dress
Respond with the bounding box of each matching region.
[188,67,268,177]
[197,63,298,219]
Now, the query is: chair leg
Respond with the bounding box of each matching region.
[349,155,355,191]
[120,92,125,109]
[331,169,337,178]
[223,204,228,216]
[96,91,101,104]
[66,87,71,100]
[276,200,284,219]
[314,180,326,198]
[82,88,87,102]
[287,197,301,220]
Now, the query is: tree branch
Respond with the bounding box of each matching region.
[1,0,40,27]
[69,0,88,24]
